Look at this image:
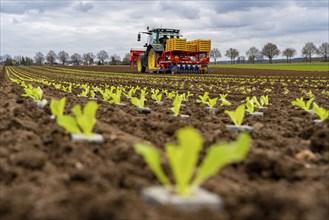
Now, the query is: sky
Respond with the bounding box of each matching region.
[1,0,328,61]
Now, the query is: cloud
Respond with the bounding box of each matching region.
[75,2,94,13]
[0,0,328,61]
[12,18,21,24]
[157,1,200,19]
[212,0,284,13]
[1,0,72,14]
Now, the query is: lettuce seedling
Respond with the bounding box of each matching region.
[155,93,163,102]
[305,90,315,98]
[206,97,218,108]
[291,97,314,111]
[125,87,136,99]
[56,101,98,136]
[79,85,90,97]
[219,94,231,106]
[100,87,115,101]
[90,90,96,99]
[166,91,177,99]
[252,96,261,108]
[181,91,193,101]
[109,89,123,104]
[22,84,47,103]
[260,95,269,106]
[245,98,255,114]
[151,89,163,102]
[196,92,209,104]
[170,94,183,116]
[50,97,66,118]
[224,104,246,126]
[68,83,72,93]
[312,103,329,121]
[134,127,251,196]
[131,91,147,108]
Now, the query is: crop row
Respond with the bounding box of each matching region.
[4,65,329,210]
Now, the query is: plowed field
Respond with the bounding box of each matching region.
[1,65,328,220]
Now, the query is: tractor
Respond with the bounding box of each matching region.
[130,27,211,74]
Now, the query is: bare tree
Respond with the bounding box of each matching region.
[282,48,297,63]
[246,47,262,64]
[34,52,45,65]
[71,53,82,65]
[46,50,57,65]
[58,51,69,66]
[262,43,280,64]
[301,42,318,63]
[97,50,109,65]
[225,48,239,64]
[13,55,22,65]
[236,56,246,64]
[3,54,13,66]
[317,42,329,62]
[121,53,130,65]
[83,52,95,65]
[209,48,221,64]
[25,57,34,66]
[110,54,121,65]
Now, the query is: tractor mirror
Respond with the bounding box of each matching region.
[137,33,141,41]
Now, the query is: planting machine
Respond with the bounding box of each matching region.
[130,27,211,74]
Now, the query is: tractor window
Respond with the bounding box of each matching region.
[148,32,157,44]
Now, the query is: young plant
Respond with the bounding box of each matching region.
[131,90,147,108]
[260,95,269,106]
[50,97,66,118]
[170,94,183,116]
[312,103,329,121]
[90,90,96,99]
[125,87,136,99]
[206,97,218,108]
[134,127,251,196]
[100,87,115,101]
[181,91,193,101]
[219,94,231,106]
[79,85,90,97]
[151,89,163,102]
[196,92,209,105]
[245,97,255,113]
[224,104,246,126]
[166,91,177,99]
[57,101,98,136]
[109,88,123,104]
[291,97,314,111]
[154,93,163,102]
[252,96,261,108]
[22,84,47,103]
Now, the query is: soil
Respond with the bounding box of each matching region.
[1,65,329,220]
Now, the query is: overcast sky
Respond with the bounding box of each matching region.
[1,0,328,61]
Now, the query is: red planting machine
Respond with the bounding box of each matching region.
[130,27,211,74]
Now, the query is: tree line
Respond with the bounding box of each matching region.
[1,42,328,66]
[209,42,328,64]
[0,50,131,66]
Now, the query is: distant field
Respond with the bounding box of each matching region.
[209,62,329,72]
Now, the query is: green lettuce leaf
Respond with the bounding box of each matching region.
[192,132,251,186]
[134,143,171,186]
[165,127,203,195]
[57,115,81,134]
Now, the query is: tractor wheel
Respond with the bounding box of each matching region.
[147,48,159,70]
[137,56,145,73]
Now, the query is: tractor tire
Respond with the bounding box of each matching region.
[147,48,159,70]
[137,56,146,73]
